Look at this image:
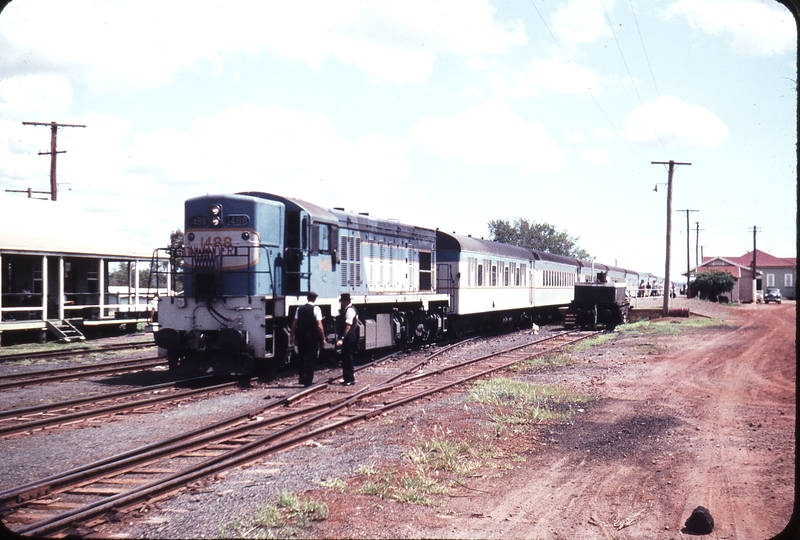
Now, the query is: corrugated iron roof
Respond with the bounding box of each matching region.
[727,249,796,268]
[0,193,156,259]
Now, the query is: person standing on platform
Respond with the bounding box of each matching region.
[290,292,325,387]
[335,293,358,386]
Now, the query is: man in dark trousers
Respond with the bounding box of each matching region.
[290,292,325,387]
[335,293,358,386]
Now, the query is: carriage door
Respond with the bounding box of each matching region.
[285,210,310,295]
[436,262,456,313]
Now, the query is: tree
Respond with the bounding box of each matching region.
[689,270,736,302]
[487,217,591,259]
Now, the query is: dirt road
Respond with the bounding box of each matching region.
[313,302,795,539]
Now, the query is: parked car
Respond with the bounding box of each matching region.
[764,287,782,304]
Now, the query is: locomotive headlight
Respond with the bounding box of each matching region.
[241,231,250,240]
[187,232,195,241]
[210,204,222,227]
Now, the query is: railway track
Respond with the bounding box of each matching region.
[1,329,599,537]
[0,375,251,438]
[0,356,168,390]
[0,341,155,363]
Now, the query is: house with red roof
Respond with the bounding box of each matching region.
[686,256,761,303]
[688,249,796,302]
[725,250,796,300]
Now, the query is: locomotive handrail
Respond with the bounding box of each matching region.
[151,244,278,300]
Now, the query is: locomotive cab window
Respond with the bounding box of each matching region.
[301,216,309,251]
[312,223,332,254]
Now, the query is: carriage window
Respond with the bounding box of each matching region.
[491,265,497,287]
[477,264,483,286]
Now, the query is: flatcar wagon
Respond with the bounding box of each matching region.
[564,273,630,329]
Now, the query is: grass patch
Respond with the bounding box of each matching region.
[618,317,729,337]
[217,491,328,538]
[354,432,480,506]
[568,333,616,352]
[357,469,444,506]
[404,438,479,476]
[510,352,573,372]
[314,477,347,492]
[468,377,588,426]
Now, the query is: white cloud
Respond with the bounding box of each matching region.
[109,103,412,198]
[550,0,613,47]
[0,74,73,119]
[623,95,729,147]
[563,128,586,143]
[582,148,610,164]
[409,99,566,174]
[0,0,527,91]
[491,57,601,98]
[668,0,795,56]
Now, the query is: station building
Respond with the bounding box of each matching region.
[0,194,164,345]
[687,249,796,303]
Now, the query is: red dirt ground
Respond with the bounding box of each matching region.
[306,302,796,539]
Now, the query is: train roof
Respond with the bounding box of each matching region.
[0,193,154,259]
[237,192,340,226]
[436,231,534,260]
[240,191,436,240]
[534,250,580,266]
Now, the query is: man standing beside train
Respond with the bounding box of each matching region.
[291,292,325,387]
[335,293,358,386]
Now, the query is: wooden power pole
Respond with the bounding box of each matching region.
[652,160,692,316]
[22,121,86,201]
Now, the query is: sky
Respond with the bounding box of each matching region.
[0,0,796,282]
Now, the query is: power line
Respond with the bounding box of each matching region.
[600,0,672,158]
[626,0,683,157]
[526,0,644,159]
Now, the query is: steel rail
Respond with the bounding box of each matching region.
[0,341,155,362]
[0,357,167,390]
[0,376,245,437]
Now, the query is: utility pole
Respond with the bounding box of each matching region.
[652,160,692,316]
[751,225,761,294]
[677,209,699,285]
[694,222,705,267]
[22,121,86,201]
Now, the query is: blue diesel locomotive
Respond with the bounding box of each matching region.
[153,191,652,375]
[154,192,449,374]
